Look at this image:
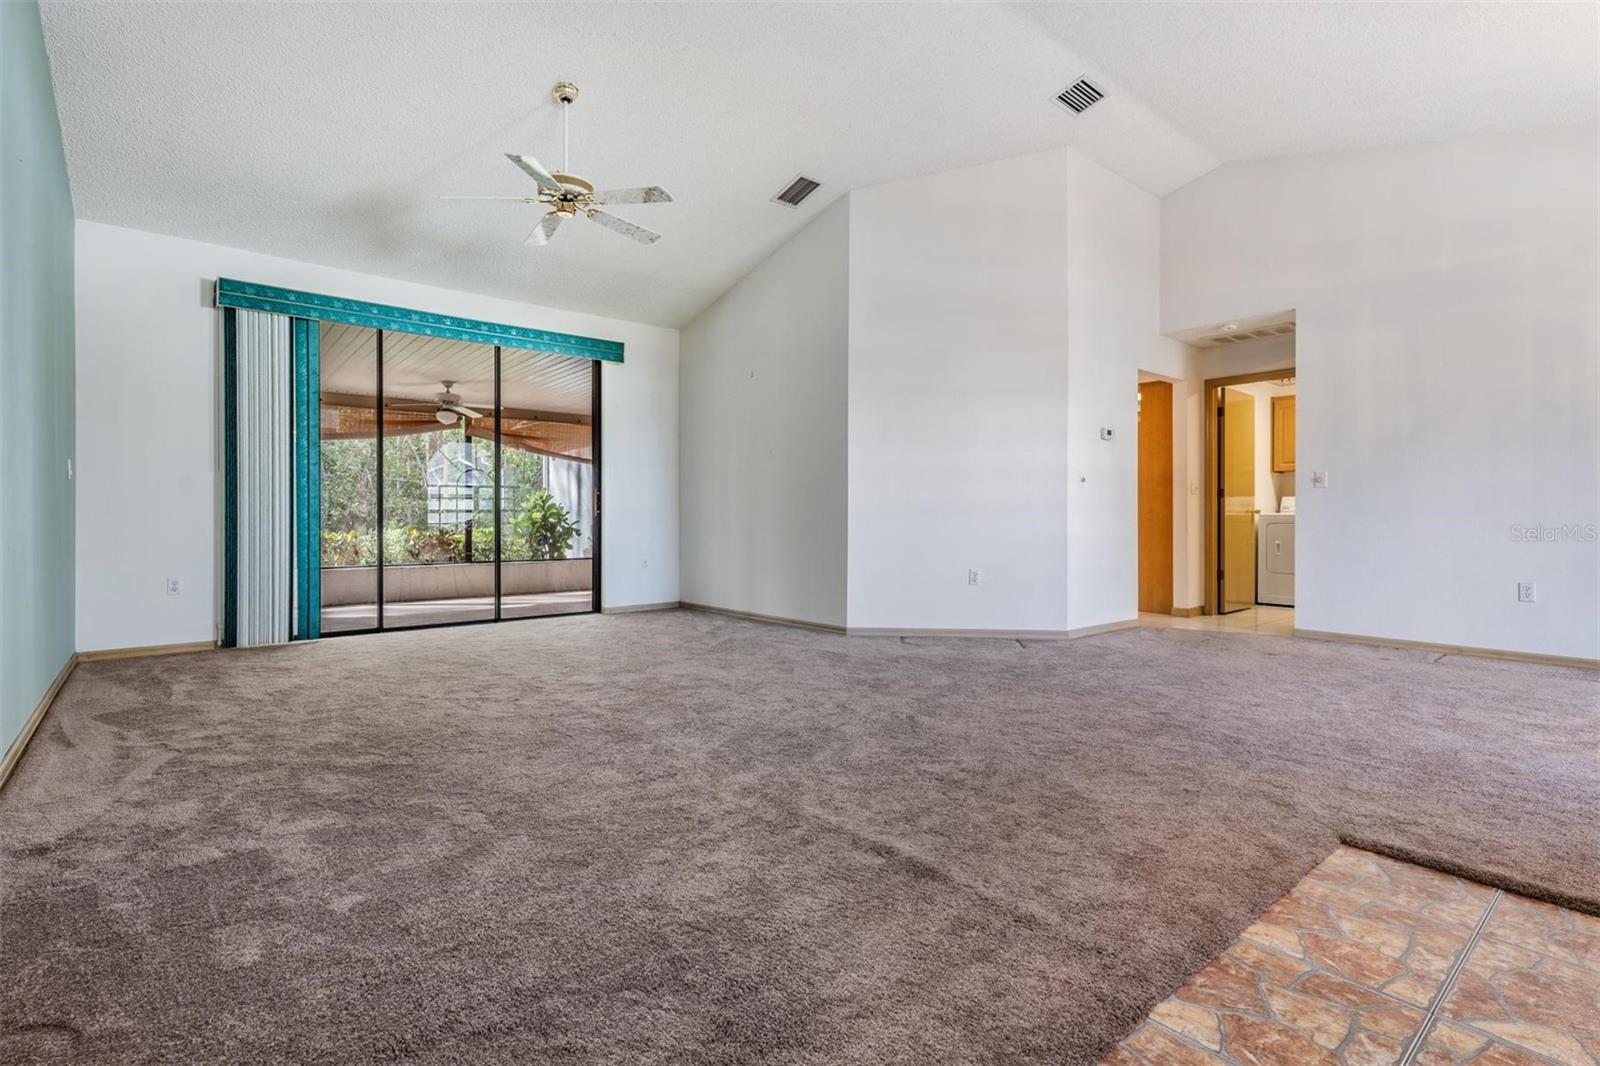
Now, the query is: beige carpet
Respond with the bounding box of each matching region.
[1,610,1595,1065]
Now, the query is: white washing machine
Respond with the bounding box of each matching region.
[1257,513,1295,606]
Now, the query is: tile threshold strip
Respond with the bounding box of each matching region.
[1396,888,1502,1066]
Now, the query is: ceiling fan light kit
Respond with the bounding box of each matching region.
[388,381,485,424]
[442,82,672,247]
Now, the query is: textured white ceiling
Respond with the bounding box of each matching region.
[1016,1,1598,163]
[40,2,1596,328]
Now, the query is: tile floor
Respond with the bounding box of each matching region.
[1140,605,1296,637]
[1103,846,1600,1066]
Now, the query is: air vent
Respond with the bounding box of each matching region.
[1055,78,1104,115]
[773,175,822,207]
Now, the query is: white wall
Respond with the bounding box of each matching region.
[671,144,1158,635]
[1142,339,1204,611]
[1064,151,1163,631]
[847,150,1073,631]
[1165,125,1599,659]
[678,199,849,627]
[75,220,679,652]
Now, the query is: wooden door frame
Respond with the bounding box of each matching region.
[1202,367,1295,616]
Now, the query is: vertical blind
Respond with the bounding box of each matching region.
[233,310,292,646]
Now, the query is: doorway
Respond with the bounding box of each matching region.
[1137,378,1174,614]
[1204,369,1296,620]
[316,323,599,636]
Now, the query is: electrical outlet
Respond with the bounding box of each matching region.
[967,569,981,586]
[1517,582,1536,603]
[1311,470,1329,488]
[640,558,649,570]
[166,578,181,596]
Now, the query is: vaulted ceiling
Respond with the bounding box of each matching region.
[40,2,1596,328]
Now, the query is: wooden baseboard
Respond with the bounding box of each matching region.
[1293,627,1598,671]
[848,626,1074,639]
[0,654,78,792]
[680,601,847,634]
[601,601,680,615]
[683,604,1142,642]
[1170,605,1205,618]
[76,640,217,662]
[846,618,1138,640]
[1066,618,1142,639]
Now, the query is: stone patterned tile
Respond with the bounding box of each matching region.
[1151,999,1223,1051]
[1102,849,1600,1066]
[1433,888,1600,1066]
[1482,893,1600,974]
[1126,1022,1231,1065]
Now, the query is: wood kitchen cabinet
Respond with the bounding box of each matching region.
[1272,394,1296,472]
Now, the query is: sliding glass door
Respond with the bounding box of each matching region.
[317,324,380,634]
[316,324,597,636]
[498,346,597,620]
[378,332,497,629]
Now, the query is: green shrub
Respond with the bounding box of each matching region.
[514,490,579,561]
[320,509,578,567]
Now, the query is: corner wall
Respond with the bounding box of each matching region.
[683,146,1163,635]
[678,199,849,628]
[847,150,1075,631]
[74,221,679,653]
[1,0,76,759]
[1164,125,1599,659]
[1063,150,1162,632]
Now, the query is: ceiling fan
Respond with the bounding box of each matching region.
[386,381,485,425]
[442,82,672,246]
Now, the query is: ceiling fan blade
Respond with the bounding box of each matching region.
[526,212,564,247]
[440,195,538,201]
[593,186,673,205]
[505,153,564,194]
[451,405,486,420]
[587,210,661,245]
[386,401,441,410]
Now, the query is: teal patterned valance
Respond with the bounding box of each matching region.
[215,278,624,362]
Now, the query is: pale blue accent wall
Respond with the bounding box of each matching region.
[1,0,75,756]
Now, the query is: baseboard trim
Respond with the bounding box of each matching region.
[680,604,1142,642]
[1067,618,1141,639]
[680,602,847,634]
[848,626,1070,639]
[601,601,681,615]
[1293,627,1598,671]
[845,618,1139,641]
[0,654,79,792]
[1170,606,1204,618]
[77,640,217,663]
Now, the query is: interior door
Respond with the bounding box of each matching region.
[1218,386,1257,613]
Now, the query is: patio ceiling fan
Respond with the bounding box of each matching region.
[441,82,672,246]
[386,381,484,425]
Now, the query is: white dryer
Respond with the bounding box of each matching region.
[1257,513,1295,607]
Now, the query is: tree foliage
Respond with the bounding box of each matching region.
[514,489,580,561]
[319,427,579,566]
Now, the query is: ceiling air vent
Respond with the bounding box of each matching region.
[1055,78,1104,115]
[773,175,822,207]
